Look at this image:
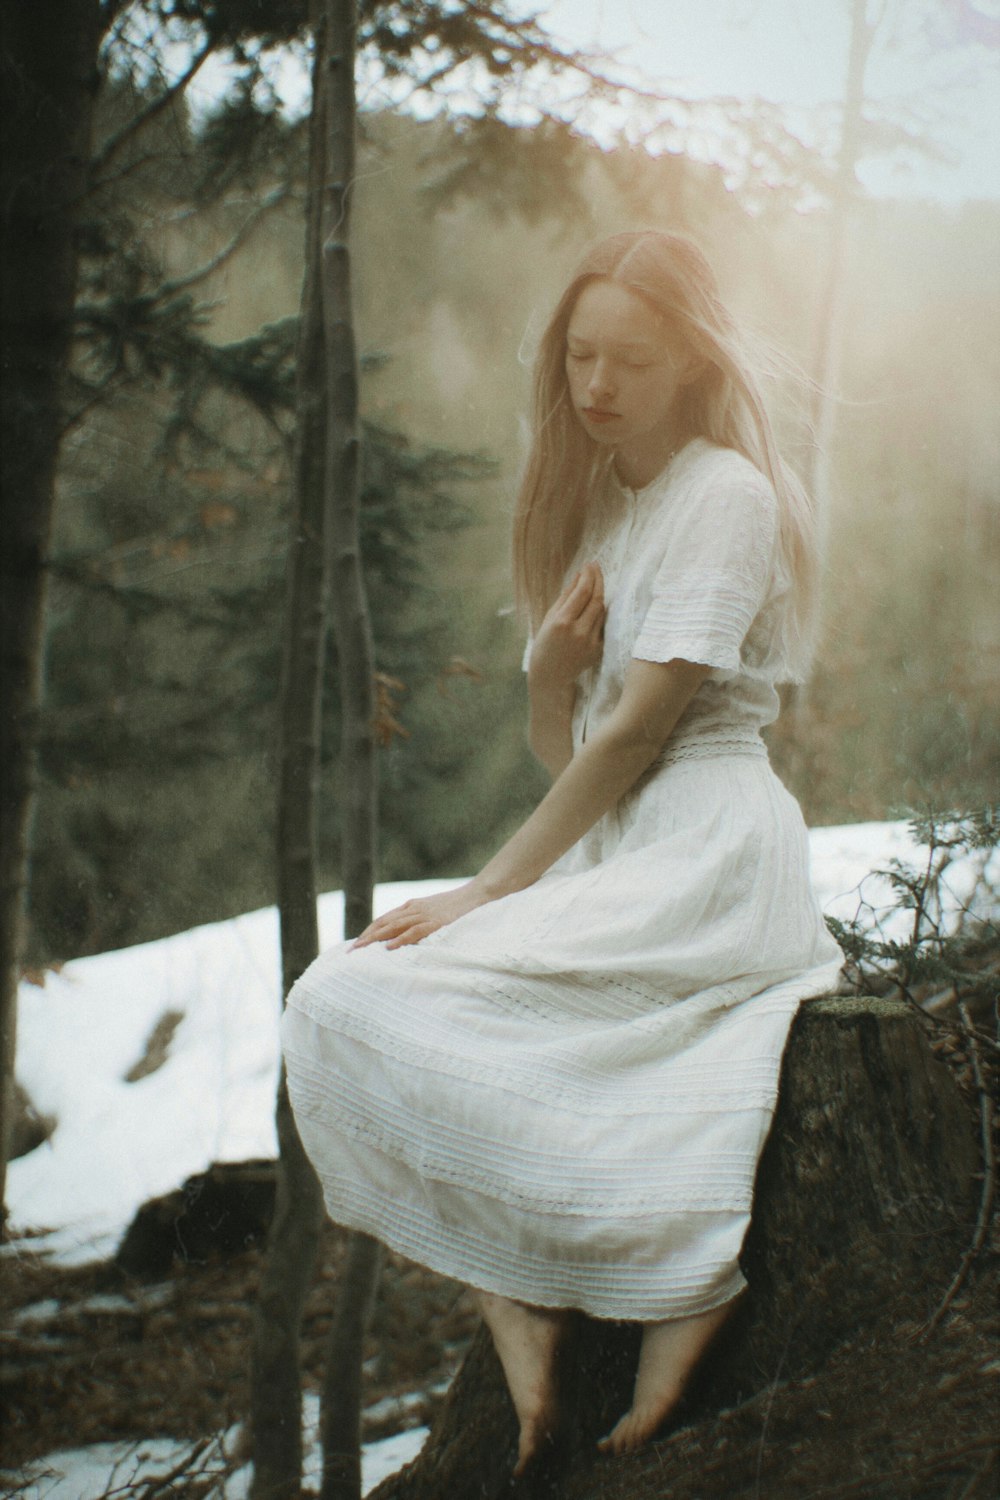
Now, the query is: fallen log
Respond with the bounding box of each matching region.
[370,997,980,1500]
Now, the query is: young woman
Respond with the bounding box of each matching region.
[281,229,843,1474]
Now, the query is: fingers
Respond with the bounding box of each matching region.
[576,562,602,599]
[584,560,604,593]
[385,925,433,950]
[559,564,603,619]
[583,563,604,619]
[351,900,426,949]
[556,569,581,604]
[580,593,606,637]
[547,563,604,623]
[576,563,605,638]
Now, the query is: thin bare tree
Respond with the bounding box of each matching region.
[316,2,383,1496]
[809,0,877,514]
[249,2,380,1496]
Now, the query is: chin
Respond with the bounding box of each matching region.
[583,426,619,447]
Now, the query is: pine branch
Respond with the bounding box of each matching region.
[89,39,214,183]
[155,186,290,300]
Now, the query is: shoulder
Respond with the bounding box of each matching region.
[679,441,776,515]
[660,441,777,552]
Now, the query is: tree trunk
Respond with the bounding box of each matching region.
[317,2,383,1496]
[250,3,381,1495]
[808,0,874,513]
[321,0,376,949]
[248,18,330,1499]
[320,1229,384,1500]
[0,0,101,1229]
[370,997,979,1499]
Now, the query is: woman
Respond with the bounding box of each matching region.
[281,230,843,1473]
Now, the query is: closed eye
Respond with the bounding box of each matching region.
[566,347,655,370]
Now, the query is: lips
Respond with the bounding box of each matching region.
[583,408,619,424]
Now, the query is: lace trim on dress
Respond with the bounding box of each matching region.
[294,1156,750,1318]
[654,731,769,767]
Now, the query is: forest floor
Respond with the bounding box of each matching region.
[2,1215,997,1499]
[1,1224,477,1489]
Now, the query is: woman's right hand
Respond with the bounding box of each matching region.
[528,562,606,689]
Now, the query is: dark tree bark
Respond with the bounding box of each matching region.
[0,0,101,1227]
[320,0,376,947]
[248,18,331,1499]
[369,998,979,1500]
[320,1226,384,1500]
[250,3,381,1496]
[316,4,383,1497]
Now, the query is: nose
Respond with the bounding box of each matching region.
[588,357,615,404]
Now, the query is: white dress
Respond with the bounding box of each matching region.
[281,439,843,1321]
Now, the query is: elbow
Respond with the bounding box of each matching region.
[587,720,666,781]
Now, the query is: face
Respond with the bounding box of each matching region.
[564,279,693,486]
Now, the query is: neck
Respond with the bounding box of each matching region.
[614,426,687,490]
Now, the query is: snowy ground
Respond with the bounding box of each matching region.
[5,822,994,1497]
[9,877,462,1266]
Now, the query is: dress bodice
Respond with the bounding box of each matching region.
[564,438,796,768]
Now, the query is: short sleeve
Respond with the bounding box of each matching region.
[632,460,778,673]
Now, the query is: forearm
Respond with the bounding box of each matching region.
[351,724,658,952]
[477,723,657,899]
[480,658,709,901]
[354,658,708,952]
[527,675,576,778]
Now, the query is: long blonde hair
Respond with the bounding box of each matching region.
[513,230,821,677]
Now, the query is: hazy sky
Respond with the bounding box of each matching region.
[541,0,1000,201]
[187,0,999,203]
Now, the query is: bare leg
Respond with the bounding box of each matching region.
[476,1290,570,1477]
[598,1298,736,1456]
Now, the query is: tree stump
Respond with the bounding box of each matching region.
[370,998,980,1500]
[116,1159,278,1277]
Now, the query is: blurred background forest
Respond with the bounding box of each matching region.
[27,12,999,964]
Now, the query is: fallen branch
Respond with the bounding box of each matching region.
[93,1434,236,1499]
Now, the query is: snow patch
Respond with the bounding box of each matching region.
[8,880,460,1264]
[4,1410,428,1499]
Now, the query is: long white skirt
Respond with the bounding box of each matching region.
[281,753,842,1321]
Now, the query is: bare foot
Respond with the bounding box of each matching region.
[476,1290,569,1477]
[598,1299,736,1457]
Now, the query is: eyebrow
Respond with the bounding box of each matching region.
[565,334,659,354]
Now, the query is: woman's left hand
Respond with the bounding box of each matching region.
[350,881,490,950]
